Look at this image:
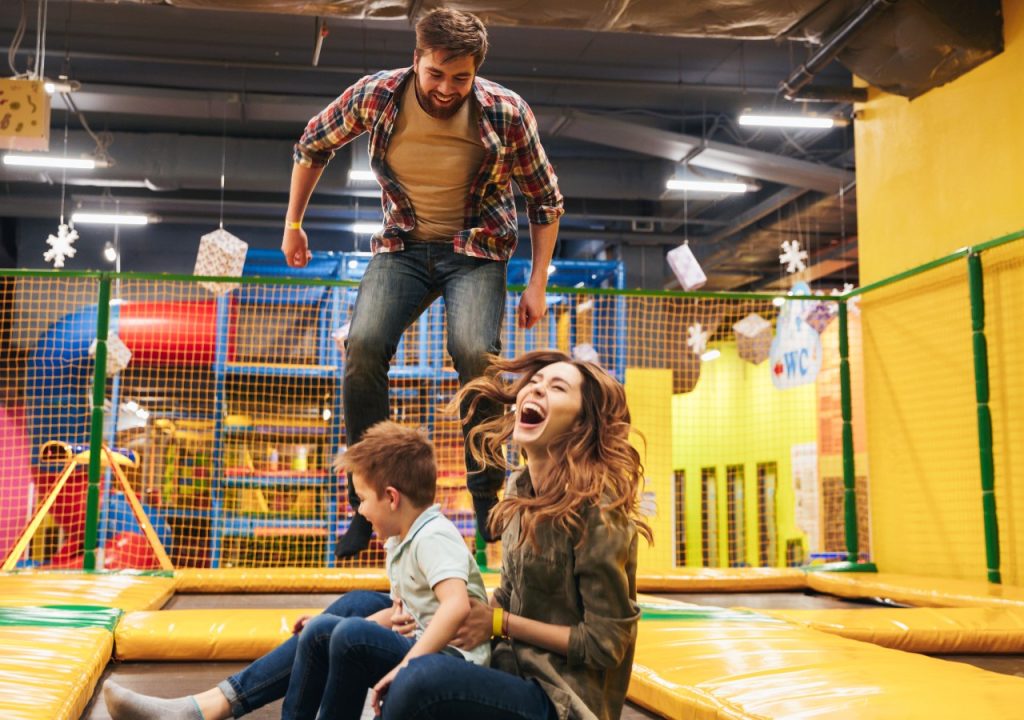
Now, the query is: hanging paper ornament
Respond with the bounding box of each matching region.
[804,301,837,333]
[830,283,861,316]
[779,239,808,274]
[43,223,78,268]
[194,228,249,295]
[88,332,132,377]
[571,343,600,365]
[666,242,707,291]
[733,313,772,365]
[686,323,709,356]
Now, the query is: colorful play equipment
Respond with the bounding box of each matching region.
[1,441,171,572]
[17,250,624,569]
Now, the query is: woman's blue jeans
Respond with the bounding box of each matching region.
[218,591,391,717]
[343,243,508,508]
[380,654,557,720]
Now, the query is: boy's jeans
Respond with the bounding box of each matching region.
[281,614,418,720]
[218,591,391,717]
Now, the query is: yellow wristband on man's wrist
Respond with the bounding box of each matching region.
[286,220,302,230]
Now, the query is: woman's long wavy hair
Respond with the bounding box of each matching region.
[451,350,653,549]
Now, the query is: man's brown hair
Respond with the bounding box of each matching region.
[415,7,488,69]
[334,421,437,508]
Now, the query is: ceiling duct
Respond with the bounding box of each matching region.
[89,0,1004,98]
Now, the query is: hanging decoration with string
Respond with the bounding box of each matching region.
[43,82,77,268]
[194,99,248,294]
[778,239,808,274]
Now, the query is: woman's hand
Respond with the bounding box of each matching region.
[292,615,311,634]
[451,598,495,649]
[391,600,417,638]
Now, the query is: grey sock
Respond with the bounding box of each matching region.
[103,681,204,720]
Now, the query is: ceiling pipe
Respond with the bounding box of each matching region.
[780,0,900,100]
[787,84,867,103]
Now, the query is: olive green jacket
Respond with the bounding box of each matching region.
[492,470,641,720]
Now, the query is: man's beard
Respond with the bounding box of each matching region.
[415,78,469,120]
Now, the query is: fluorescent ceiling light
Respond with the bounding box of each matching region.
[666,179,751,193]
[348,170,376,182]
[4,154,97,169]
[72,212,149,225]
[700,349,721,362]
[43,79,80,94]
[739,113,835,129]
[352,222,382,234]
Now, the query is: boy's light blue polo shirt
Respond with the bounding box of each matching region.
[384,503,490,666]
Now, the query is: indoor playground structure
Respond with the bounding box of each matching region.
[0,224,1022,719]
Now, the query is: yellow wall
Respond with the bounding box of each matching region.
[854,0,1024,582]
[670,343,817,567]
[626,368,675,572]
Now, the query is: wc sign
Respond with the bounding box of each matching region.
[769,282,822,390]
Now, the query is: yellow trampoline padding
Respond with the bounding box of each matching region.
[750,606,1024,653]
[175,568,390,593]
[116,608,322,660]
[174,567,503,593]
[0,625,112,720]
[629,613,1024,719]
[0,572,174,610]
[807,571,1024,608]
[637,567,806,592]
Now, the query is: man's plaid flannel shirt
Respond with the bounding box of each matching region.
[294,67,564,261]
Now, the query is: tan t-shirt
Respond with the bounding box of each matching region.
[387,79,486,242]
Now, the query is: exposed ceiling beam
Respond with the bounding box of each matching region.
[540,108,853,193]
[21,48,782,99]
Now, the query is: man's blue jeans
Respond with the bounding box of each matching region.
[218,591,391,717]
[343,243,508,507]
[380,654,557,720]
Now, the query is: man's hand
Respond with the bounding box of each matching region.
[282,227,312,268]
[372,662,406,715]
[517,283,547,329]
[451,597,494,649]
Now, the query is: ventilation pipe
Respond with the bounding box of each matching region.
[780,0,900,100]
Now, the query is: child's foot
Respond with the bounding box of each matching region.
[472,494,498,543]
[103,681,203,720]
[335,513,373,559]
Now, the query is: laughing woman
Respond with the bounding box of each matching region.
[379,349,652,720]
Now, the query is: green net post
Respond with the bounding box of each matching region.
[475,530,488,571]
[84,275,112,571]
[967,252,1001,584]
[838,299,859,563]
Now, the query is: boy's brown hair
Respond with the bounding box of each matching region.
[415,8,489,69]
[334,421,436,508]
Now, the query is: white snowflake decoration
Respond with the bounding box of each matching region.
[44,223,79,268]
[830,283,861,315]
[686,323,709,356]
[779,240,808,274]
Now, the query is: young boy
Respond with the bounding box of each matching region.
[280,420,490,720]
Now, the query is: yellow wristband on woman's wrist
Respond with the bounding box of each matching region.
[492,607,505,639]
[286,220,302,230]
